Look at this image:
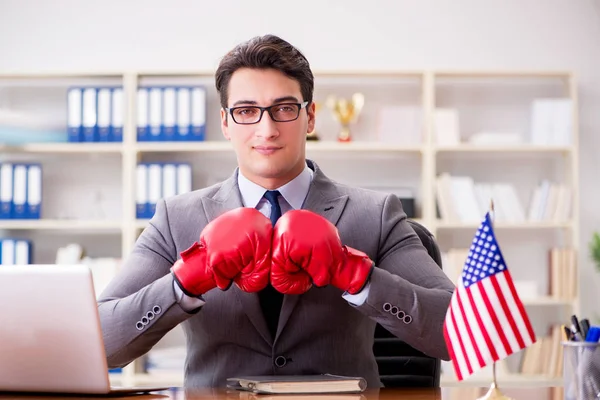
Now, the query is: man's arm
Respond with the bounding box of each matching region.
[97,199,194,368]
[353,194,455,361]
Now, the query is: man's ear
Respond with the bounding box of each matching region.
[307,102,316,134]
[221,108,230,140]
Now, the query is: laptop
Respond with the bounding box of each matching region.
[0,264,170,395]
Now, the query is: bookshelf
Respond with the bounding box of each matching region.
[0,70,579,387]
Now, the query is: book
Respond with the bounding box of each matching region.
[226,374,367,394]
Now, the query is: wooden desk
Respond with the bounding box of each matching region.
[0,387,563,400]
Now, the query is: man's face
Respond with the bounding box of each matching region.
[221,68,315,189]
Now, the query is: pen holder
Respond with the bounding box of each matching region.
[562,341,600,400]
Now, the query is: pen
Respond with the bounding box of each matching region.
[581,318,590,340]
[562,325,572,341]
[571,315,583,341]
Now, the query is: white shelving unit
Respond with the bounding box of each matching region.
[0,70,579,388]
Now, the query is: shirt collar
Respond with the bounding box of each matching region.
[237,162,313,210]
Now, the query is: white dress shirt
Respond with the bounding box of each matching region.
[174,163,370,310]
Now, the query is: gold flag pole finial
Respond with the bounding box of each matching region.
[477,198,512,400]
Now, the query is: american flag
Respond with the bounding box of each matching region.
[443,212,536,381]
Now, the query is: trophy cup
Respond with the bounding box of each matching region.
[306,102,321,141]
[326,93,365,142]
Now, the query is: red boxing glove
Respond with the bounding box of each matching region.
[271,209,373,295]
[172,207,272,297]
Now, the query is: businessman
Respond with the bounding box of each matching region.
[97,34,455,389]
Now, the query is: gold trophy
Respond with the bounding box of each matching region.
[326,93,365,142]
[306,102,321,141]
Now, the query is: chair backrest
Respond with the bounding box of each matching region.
[373,219,443,387]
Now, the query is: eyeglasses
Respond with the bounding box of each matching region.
[225,101,309,125]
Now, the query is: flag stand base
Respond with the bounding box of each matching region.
[476,362,513,400]
[477,383,513,400]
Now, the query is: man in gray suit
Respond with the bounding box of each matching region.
[98,34,455,389]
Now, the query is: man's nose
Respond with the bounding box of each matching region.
[255,110,280,139]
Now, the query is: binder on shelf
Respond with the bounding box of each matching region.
[148,87,163,141]
[67,87,83,143]
[110,87,124,142]
[136,162,194,219]
[0,163,13,219]
[176,87,192,141]
[26,164,42,219]
[191,87,206,141]
[136,164,148,219]
[147,163,162,218]
[137,88,150,142]
[177,164,192,195]
[82,87,98,143]
[162,163,177,200]
[14,239,32,265]
[163,87,177,141]
[97,87,112,142]
[12,164,27,219]
[0,239,32,265]
[134,85,205,142]
[1,239,15,265]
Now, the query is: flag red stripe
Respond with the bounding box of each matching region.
[503,270,536,342]
[477,280,512,356]
[456,288,485,368]
[490,273,525,349]
[450,306,473,376]
[465,285,498,362]
[443,322,463,381]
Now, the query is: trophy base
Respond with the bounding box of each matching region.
[337,127,352,143]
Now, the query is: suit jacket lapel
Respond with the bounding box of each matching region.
[201,169,273,346]
[275,160,349,343]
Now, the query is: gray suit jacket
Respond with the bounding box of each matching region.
[98,160,455,389]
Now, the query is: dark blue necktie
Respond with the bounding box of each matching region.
[263,190,282,226]
[260,190,284,339]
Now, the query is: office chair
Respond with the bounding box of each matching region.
[373,219,443,387]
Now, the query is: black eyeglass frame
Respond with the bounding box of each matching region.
[225,101,310,125]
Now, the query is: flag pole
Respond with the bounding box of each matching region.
[477,199,513,400]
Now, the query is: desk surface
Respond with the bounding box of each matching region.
[0,387,563,400]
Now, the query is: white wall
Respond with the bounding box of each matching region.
[1,0,600,318]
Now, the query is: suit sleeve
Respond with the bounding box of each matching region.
[97,199,197,368]
[352,194,455,361]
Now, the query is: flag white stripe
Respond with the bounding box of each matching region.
[458,285,492,364]
[451,286,479,371]
[496,271,535,346]
[481,278,520,353]
[445,308,469,379]
[470,282,508,360]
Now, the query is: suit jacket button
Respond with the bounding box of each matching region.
[274,356,287,368]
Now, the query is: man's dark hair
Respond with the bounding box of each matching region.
[215,34,314,108]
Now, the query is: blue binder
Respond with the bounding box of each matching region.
[190,86,206,141]
[162,87,177,141]
[82,87,98,142]
[176,87,192,141]
[0,163,12,219]
[148,87,163,141]
[97,87,112,142]
[11,164,28,219]
[26,164,42,219]
[67,87,83,142]
[137,88,150,142]
[110,87,124,142]
[136,164,148,219]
